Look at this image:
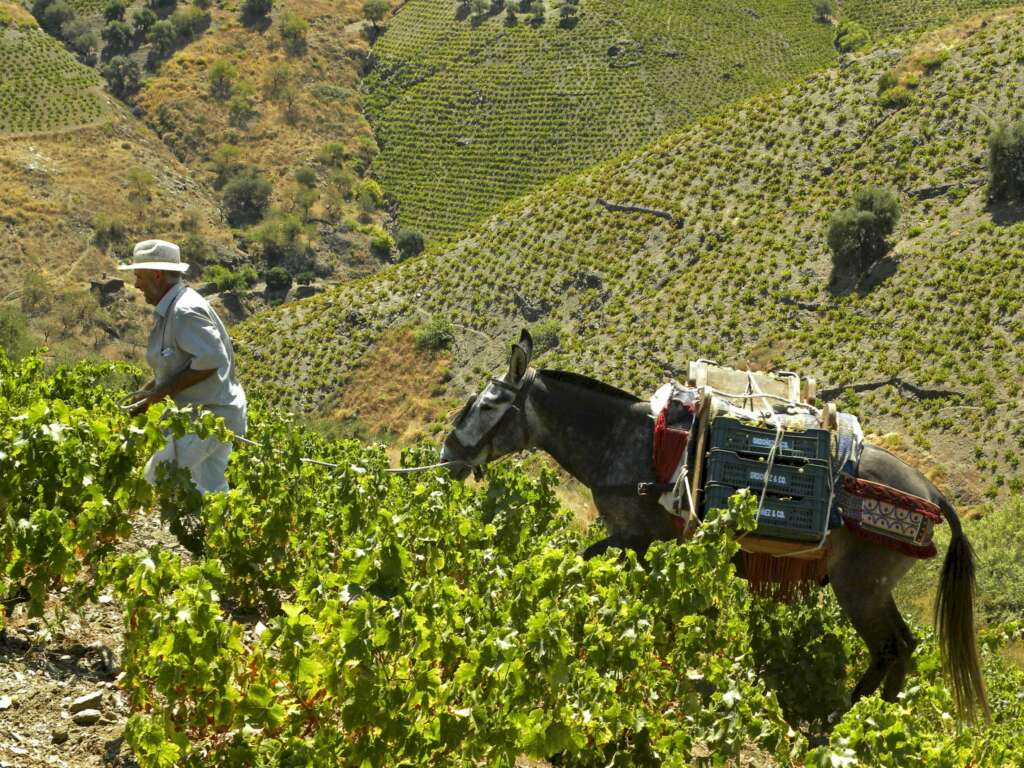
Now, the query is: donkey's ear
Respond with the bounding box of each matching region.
[518,328,533,364]
[508,329,532,382]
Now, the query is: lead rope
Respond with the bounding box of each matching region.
[233,435,463,474]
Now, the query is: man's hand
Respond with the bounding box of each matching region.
[124,368,216,416]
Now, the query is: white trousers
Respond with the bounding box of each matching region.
[144,432,233,494]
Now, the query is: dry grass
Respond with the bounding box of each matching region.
[331,328,454,443]
[890,6,1024,88]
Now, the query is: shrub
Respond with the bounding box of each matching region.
[279,11,308,54]
[988,121,1024,204]
[827,186,900,278]
[369,227,395,258]
[395,227,425,259]
[204,265,258,293]
[878,85,912,110]
[0,305,32,360]
[414,317,454,353]
[531,318,561,352]
[103,55,141,98]
[222,167,272,225]
[318,141,347,167]
[356,178,384,213]
[93,213,127,249]
[227,80,257,128]
[263,62,292,101]
[241,0,272,20]
[178,234,213,269]
[294,166,318,188]
[170,6,208,39]
[834,20,869,53]
[208,59,236,100]
[813,1,833,23]
[252,213,311,271]
[264,266,293,292]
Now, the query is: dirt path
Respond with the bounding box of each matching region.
[0,510,184,768]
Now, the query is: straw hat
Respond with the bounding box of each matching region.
[117,240,190,273]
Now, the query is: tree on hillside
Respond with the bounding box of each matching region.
[222,167,272,225]
[145,0,177,12]
[131,7,157,36]
[61,17,99,64]
[102,19,133,57]
[363,0,389,29]
[813,1,833,23]
[834,20,869,53]
[209,59,237,100]
[40,0,74,34]
[396,227,424,260]
[0,305,32,361]
[279,11,308,55]
[227,80,257,128]
[988,121,1024,205]
[469,0,488,17]
[241,0,272,22]
[102,55,141,98]
[148,20,176,60]
[104,0,127,22]
[827,186,900,281]
[209,143,244,189]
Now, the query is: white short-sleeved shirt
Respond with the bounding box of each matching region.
[146,282,247,434]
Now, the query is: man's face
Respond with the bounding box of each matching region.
[133,269,172,305]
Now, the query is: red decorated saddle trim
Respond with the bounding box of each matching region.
[653,407,690,484]
[840,475,944,522]
[838,474,943,559]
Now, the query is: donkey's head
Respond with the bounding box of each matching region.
[441,329,536,480]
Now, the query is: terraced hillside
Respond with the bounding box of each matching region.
[0,2,240,360]
[0,8,107,133]
[238,8,1024,505]
[366,0,1018,244]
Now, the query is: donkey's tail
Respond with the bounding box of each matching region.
[933,502,989,722]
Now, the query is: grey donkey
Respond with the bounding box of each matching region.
[441,330,988,722]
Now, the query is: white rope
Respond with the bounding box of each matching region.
[233,435,461,474]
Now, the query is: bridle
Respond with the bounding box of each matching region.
[447,367,537,477]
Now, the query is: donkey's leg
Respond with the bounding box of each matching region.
[828,528,917,704]
[881,598,918,702]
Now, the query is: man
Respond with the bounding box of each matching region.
[119,239,247,494]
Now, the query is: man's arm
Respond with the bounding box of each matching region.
[129,368,215,414]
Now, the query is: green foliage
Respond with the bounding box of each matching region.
[241,0,272,21]
[208,59,236,100]
[3,356,1024,764]
[170,6,208,41]
[356,178,385,214]
[834,20,870,52]
[988,121,1024,204]
[827,186,901,278]
[278,11,308,55]
[530,317,561,353]
[414,316,455,352]
[203,264,259,293]
[102,54,141,98]
[813,1,833,22]
[102,19,132,55]
[62,16,98,61]
[103,0,126,22]
[363,0,390,26]
[131,7,156,37]
[147,19,176,59]
[251,213,312,271]
[222,166,272,225]
[264,265,293,292]
[0,305,32,360]
[396,226,425,259]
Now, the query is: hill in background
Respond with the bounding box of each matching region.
[237,8,1024,507]
[0,2,240,359]
[365,0,1019,244]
